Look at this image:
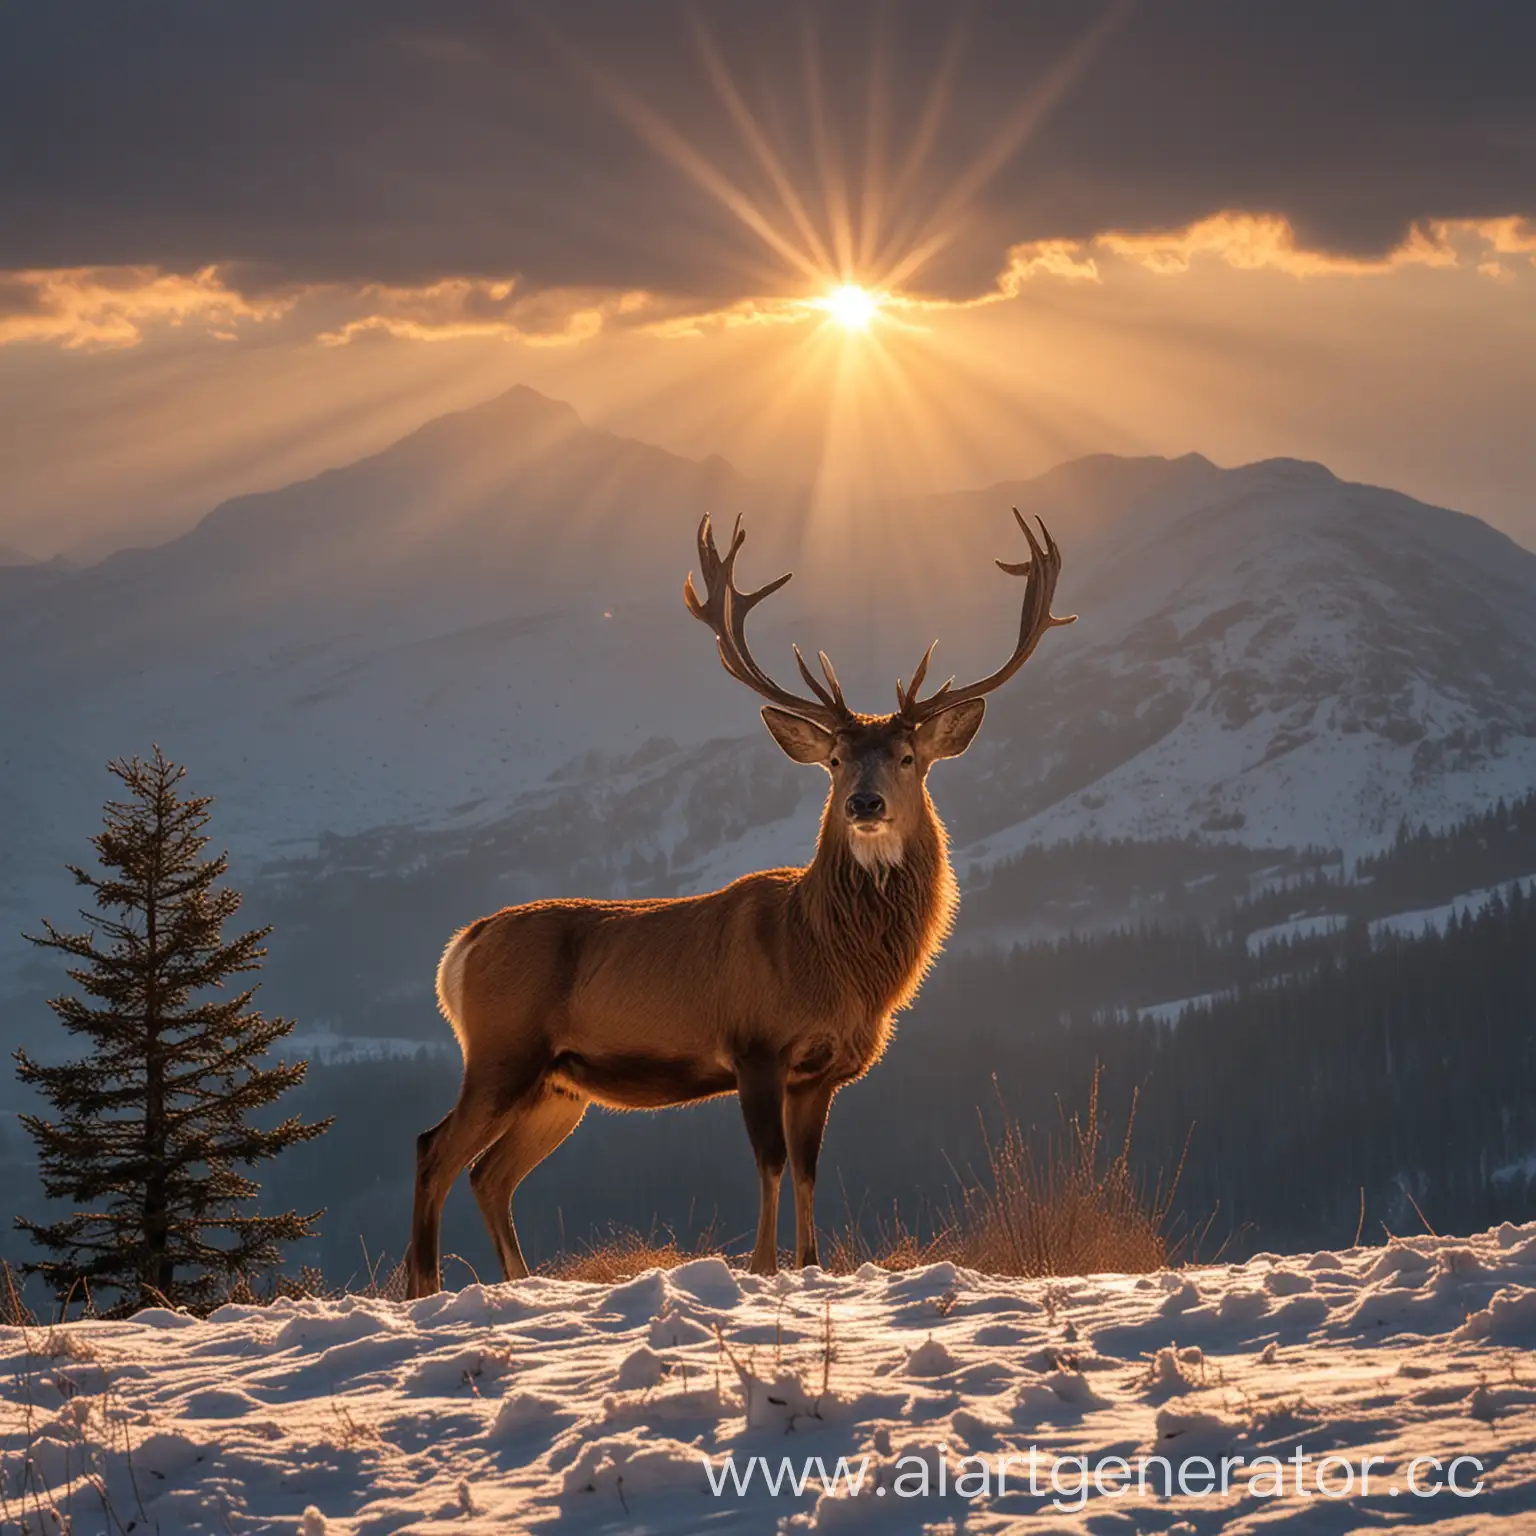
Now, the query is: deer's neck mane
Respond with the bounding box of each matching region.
[794,789,958,1016]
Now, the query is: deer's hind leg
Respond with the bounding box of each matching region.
[408,1086,500,1299]
[469,1080,588,1281]
[408,1050,547,1299]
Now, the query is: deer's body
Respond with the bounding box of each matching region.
[406,512,1072,1297]
[439,799,954,1108]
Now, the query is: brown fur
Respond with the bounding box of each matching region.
[406,716,964,1295]
[408,508,1071,1296]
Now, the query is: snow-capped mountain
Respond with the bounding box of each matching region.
[942,454,1536,859]
[3,386,1535,1026]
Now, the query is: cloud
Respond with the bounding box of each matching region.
[1466,217,1536,277]
[894,216,1536,318]
[0,266,291,350]
[997,241,1102,290]
[0,267,676,352]
[2,209,1532,353]
[0,3,1530,306]
[639,296,812,339]
[1092,215,1536,280]
[1095,214,1459,278]
[315,278,653,346]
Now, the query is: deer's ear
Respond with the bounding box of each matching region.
[761,707,836,765]
[915,698,986,762]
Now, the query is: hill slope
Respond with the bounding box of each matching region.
[4,1229,1534,1530]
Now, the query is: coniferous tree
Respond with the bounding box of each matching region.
[13,748,331,1312]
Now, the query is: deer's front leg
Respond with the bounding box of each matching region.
[736,1048,788,1276]
[787,1077,837,1269]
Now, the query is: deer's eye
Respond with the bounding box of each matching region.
[829,756,840,768]
[901,753,915,767]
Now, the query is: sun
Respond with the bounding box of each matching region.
[819,284,882,331]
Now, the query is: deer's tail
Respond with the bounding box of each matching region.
[435,927,473,1054]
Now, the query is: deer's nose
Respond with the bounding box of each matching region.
[846,791,886,821]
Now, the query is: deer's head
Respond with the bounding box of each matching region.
[684,510,1074,872]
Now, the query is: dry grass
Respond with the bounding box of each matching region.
[936,1067,1186,1277]
[220,1263,335,1307]
[825,1069,1184,1277]
[216,1247,412,1307]
[545,1070,1186,1282]
[822,1219,950,1275]
[35,1325,102,1362]
[540,1224,723,1284]
[1,1262,103,1362]
[0,1252,410,1324]
[1,1260,37,1327]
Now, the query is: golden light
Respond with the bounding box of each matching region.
[546,6,1134,522]
[819,284,882,331]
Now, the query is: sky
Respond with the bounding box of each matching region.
[1,0,1533,558]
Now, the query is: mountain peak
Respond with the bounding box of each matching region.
[393,384,585,457]
[476,383,584,429]
[1245,456,1338,483]
[1024,450,1222,502]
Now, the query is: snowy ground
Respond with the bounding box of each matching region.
[6,1225,1536,1534]
[1368,875,1536,943]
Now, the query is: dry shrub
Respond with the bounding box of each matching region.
[213,1244,408,1309]
[218,1264,333,1308]
[361,1260,411,1302]
[823,1214,950,1275]
[830,1067,1187,1278]
[2,1260,37,1327]
[35,1324,101,1362]
[541,1224,721,1284]
[947,1068,1184,1276]
[484,1070,1183,1284]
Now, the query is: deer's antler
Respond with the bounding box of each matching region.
[897,510,1076,723]
[684,513,853,730]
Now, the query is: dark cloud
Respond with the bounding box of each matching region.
[1,1,1532,300]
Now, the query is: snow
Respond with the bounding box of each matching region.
[1368,874,1536,942]
[7,1228,1536,1531]
[1134,992,1228,1025]
[285,1028,454,1064]
[1492,1154,1536,1189]
[959,471,1536,864]
[1245,913,1346,954]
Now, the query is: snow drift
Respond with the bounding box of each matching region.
[5,1222,1536,1531]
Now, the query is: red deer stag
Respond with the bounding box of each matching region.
[406,510,1074,1295]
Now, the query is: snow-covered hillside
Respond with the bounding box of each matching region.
[955,456,1536,860]
[4,386,1536,1015]
[6,1225,1536,1532]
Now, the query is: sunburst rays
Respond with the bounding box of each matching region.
[527,2,1134,536]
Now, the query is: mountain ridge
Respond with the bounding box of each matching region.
[3,384,1535,1029]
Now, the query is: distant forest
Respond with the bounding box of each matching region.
[232,792,1536,1280]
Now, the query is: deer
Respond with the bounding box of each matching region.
[405,509,1074,1297]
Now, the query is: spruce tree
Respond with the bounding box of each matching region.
[13,748,330,1313]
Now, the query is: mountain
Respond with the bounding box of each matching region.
[931,454,1536,858]
[0,388,798,849]
[0,541,36,567]
[3,385,1535,1045]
